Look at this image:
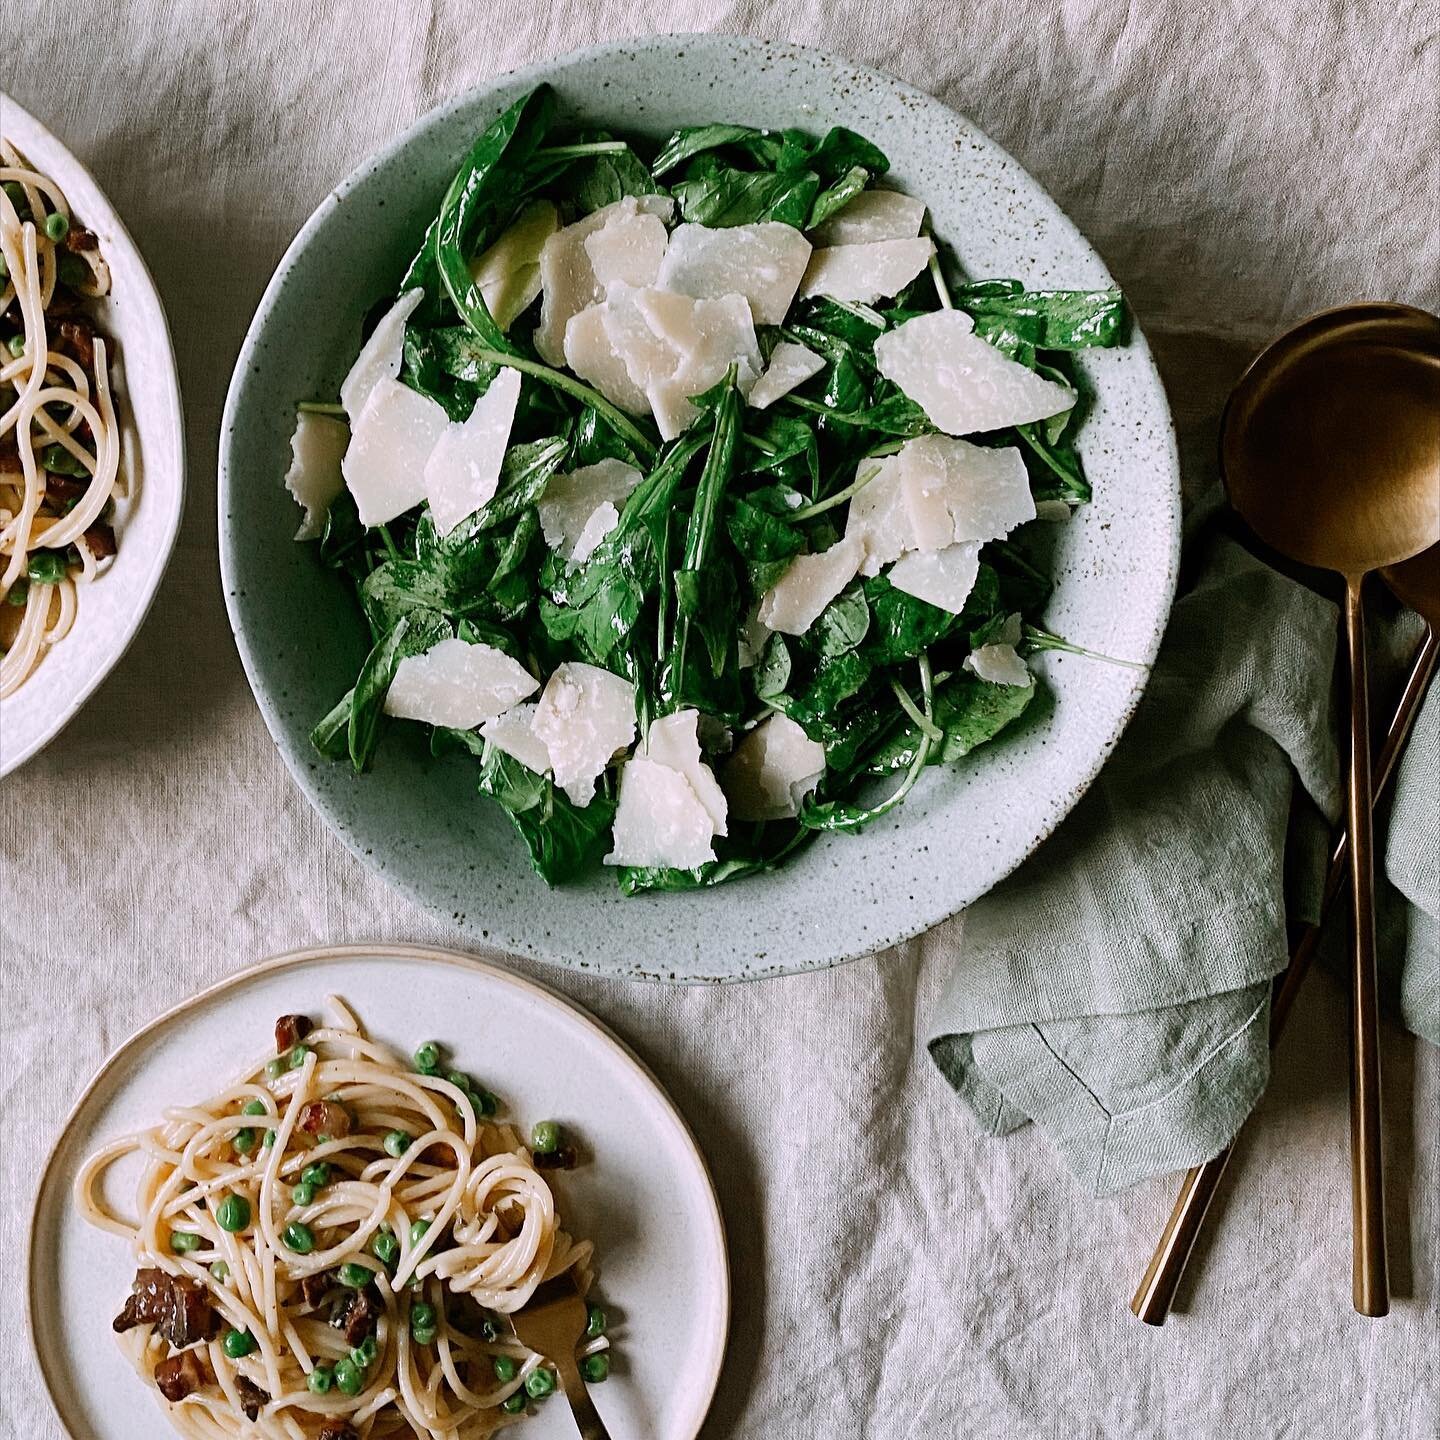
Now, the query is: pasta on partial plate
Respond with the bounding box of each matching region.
[76,999,611,1439]
[0,138,121,698]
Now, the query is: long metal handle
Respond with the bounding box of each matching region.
[1344,577,1388,1317]
[554,1352,612,1440]
[1131,625,1436,1325]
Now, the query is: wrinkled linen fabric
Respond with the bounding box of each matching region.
[929,506,1438,1193]
[2,4,1438,1439]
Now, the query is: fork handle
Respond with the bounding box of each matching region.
[554,1353,612,1440]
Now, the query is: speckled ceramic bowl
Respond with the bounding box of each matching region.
[219,35,1180,983]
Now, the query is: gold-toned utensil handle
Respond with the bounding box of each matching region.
[1344,577,1388,1317]
[554,1352,612,1440]
[1131,626,1436,1325]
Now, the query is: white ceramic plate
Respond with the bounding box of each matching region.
[27,944,729,1440]
[0,94,185,777]
[220,36,1181,980]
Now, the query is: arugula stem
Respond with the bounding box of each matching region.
[531,142,631,160]
[890,676,943,743]
[926,236,954,310]
[298,400,347,417]
[464,346,658,462]
[1015,423,1080,486]
[377,525,401,563]
[1023,623,1148,670]
[789,462,882,521]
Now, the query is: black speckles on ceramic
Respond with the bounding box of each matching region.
[218,35,1181,985]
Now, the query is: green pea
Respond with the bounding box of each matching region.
[262,1129,277,1149]
[233,1128,257,1155]
[8,579,29,606]
[222,1327,255,1359]
[300,1162,330,1187]
[209,1261,229,1283]
[530,1121,561,1155]
[26,551,68,583]
[169,1230,201,1254]
[585,1304,606,1339]
[353,1334,378,1367]
[243,1099,267,1116]
[581,1352,610,1383]
[444,1069,470,1093]
[264,1057,285,1080]
[44,211,70,242]
[409,1301,436,1333]
[501,1392,527,1414]
[410,1219,430,1246]
[414,1042,440,1073]
[338,1262,372,1288]
[371,1229,400,1268]
[6,335,24,357]
[524,1367,556,1399]
[291,1181,315,1207]
[282,1222,314,1254]
[287,1044,310,1071]
[216,1194,250,1233]
[474,1089,498,1117]
[492,1355,516,1382]
[333,1357,363,1396]
[383,1130,411,1158]
[307,1364,333,1394]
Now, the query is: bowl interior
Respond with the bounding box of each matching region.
[220,36,1179,982]
[0,94,185,776]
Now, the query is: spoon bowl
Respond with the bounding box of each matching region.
[1220,302,1440,1319]
[1222,304,1440,578]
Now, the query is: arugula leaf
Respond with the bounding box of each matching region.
[810,586,870,659]
[672,162,820,228]
[559,136,657,214]
[961,288,1127,350]
[476,745,616,885]
[650,123,766,178]
[568,406,640,470]
[618,824,814,894]
[403,86,557,325]
[741,410,821,490]
[787,384,932,439]
[318,490,366,577]
[806,163,870,231]
[804,127,890,182]
[346,610,449,771]
[860,574,962,664]
[726,496,805,595]
[864,672,1036,772]
[310,690,354,760]
[663,377,743,713]
[426,436,567,548]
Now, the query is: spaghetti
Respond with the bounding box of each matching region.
[0,139,121,699]
[76,1000,607,1439]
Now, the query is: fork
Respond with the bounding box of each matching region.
[510,1276,613,1440]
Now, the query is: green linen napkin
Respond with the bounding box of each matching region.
[926,505,1439,1194]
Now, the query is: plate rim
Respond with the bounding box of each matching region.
[25,940,732,1440]
[0,90,188,778]
[217,33,1182,982]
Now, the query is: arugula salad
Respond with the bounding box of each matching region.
[283,84,1128,892]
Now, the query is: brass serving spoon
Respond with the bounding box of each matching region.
[1217,303,1440,1317]
[1132,541,1440,1325]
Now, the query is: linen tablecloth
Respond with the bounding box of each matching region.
[3,4,1437,1437]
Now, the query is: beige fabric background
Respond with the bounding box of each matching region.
[3,2,1438,1436]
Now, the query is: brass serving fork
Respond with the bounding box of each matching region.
[511,1276,612,1440]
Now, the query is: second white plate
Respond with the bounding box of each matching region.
[27,943,729,1440]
